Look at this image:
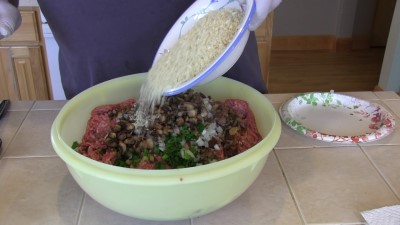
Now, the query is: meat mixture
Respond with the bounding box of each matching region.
[74,89,262,169]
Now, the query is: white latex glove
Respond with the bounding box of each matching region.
[249,0,281,31]
[0,0,21,39]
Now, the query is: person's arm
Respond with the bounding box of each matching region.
[0,0,21,39]
[249,0,281,31]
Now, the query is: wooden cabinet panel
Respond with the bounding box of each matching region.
[0,7,51,100]
[0,57,9,98]
[0,47,49,100]
[257,40,268,86]
[0,10,40,44]
[13,47,49,100]
[255,13,274,89]
[255,20,267,40]
[0,48,19,99]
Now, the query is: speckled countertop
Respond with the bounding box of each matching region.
[0,91,400,225]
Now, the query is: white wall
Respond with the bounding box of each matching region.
[273,0,376,38]
[335,0,358,38]
[378,1,400,92]
[273,0,342,36]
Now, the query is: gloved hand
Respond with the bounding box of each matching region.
[0,0,21,39]
[249,0,281,31]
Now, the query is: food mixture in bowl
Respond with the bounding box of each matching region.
[74,89,261,169]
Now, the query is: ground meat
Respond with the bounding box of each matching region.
[76,89,262,169]
[78,99,134,164]
[221,99,261,157]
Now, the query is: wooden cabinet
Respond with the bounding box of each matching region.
[255,13,274,89]
[0,7,51,100]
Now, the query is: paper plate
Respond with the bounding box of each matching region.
[279,92,396,143]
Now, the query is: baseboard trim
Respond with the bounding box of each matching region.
[271,35,371,51]
[373,85,383,91]
[351,35,371,50]
[336,38,353,52]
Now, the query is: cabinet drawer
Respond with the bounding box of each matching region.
[0,10,40,44]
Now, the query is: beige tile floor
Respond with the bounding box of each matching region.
[0,92,399,225]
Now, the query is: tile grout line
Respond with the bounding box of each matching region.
[75,193,87,225]
[307,222,367,225]
[0,102,35,159]
[274,144,358,150]
[3,155,60,159]
[359,145,400,202]
[378,99,400,120]
[272,149,307,225]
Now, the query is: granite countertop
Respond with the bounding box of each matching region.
[0,91,400,225]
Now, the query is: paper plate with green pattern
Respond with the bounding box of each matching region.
[279,92,396,143]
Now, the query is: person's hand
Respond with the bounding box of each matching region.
[249,0,281,31]
[0,0,21,39]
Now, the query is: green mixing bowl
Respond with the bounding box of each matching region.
[50,73,281,221]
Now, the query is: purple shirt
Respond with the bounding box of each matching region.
[38,0,266,99]
[10,0,19,7]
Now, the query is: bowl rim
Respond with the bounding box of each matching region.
[51,74,281,186]
[153,0,256,96]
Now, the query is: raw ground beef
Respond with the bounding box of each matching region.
[224,99,261,153]
[78,99,135,164]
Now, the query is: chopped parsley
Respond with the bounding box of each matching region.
[71,141,80,151]
[162,125,200,168]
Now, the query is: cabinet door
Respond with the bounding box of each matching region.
[0,47,50,100]
[0,48,18,99]
[255,13,274,89]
